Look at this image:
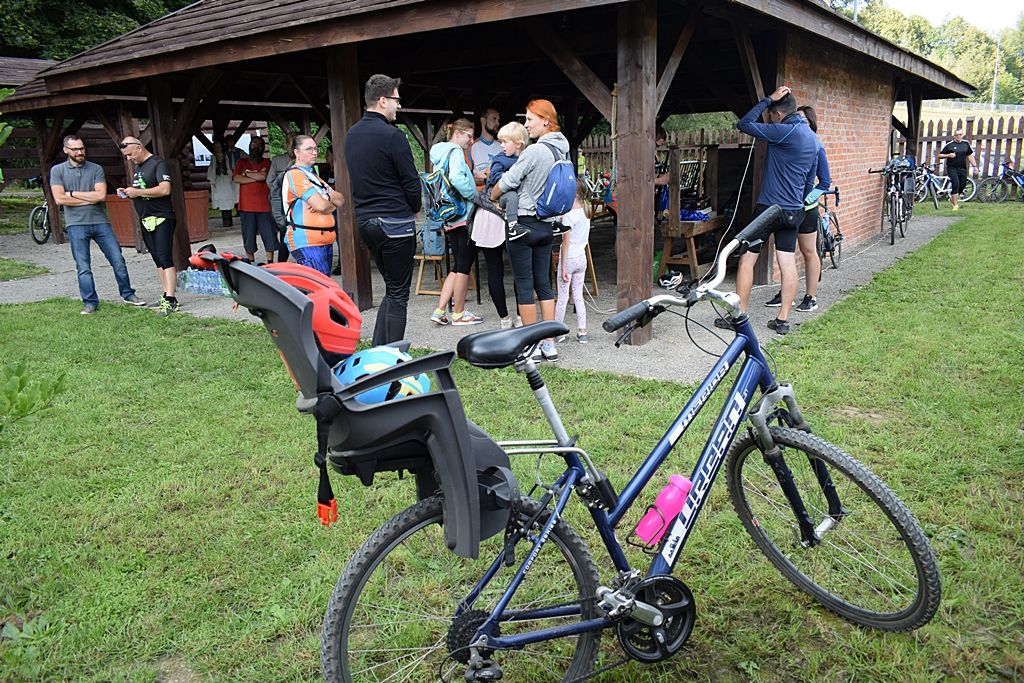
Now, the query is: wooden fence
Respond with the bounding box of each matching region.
[579,128,749,177]
[895,115,1023,176]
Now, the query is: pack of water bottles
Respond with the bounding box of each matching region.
[177,268,232,297]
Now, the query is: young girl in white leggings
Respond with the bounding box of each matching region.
[555,178,593,343]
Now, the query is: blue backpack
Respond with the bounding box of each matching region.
[536,142,577,219]
[420,148,467,227]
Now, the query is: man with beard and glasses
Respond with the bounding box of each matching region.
[470,107,501,189]
[50,135,145,314]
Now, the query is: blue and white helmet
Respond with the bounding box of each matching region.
[333,346,431,405]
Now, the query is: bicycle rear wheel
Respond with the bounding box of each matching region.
[960,177,977,202]
[29,206,50,244]
[977,177,1008,203]
[827,215,842,269]
[897,196,907,238]
[321,495,601,682]
[726,427,941,631]
[929,184,939,210]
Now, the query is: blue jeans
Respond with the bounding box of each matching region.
[67,223,136,307]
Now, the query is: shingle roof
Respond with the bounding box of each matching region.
[0,57,56,87]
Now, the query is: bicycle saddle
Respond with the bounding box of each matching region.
[457,321,569,369]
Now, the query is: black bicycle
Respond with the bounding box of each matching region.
[814,187,843,270]
[977,162,1024,203]
[870,159,914,245]
[26,176,52,245]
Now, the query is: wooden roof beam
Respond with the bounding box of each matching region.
[734,25,766,107]
[656,9,698,113]
[287,75,330,124]
[522,19,613,121]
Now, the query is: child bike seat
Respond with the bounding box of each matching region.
[457,321,569,369]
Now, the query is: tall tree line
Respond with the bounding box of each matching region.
[829,0,1024,104]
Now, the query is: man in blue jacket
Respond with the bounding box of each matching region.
[721,85,817,335]
[344,74,422,345]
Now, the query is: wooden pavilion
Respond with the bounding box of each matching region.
[6,0,972,343]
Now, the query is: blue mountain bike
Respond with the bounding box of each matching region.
[310,206,941,682]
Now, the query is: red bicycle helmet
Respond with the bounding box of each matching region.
[261,262,339,295]
[308,288,362,356]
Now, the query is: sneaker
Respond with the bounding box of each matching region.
[767,317,790,335]
[713,317,733,330]
[500,317,514,330]
[551,222,569,236]
[156,298,180,318]
[951,204,960,212]
[540,341,559,361]
[513,316,524,328]
[122,294,147,307]
[147,296,168,310]
[764,292,783,307]
[452,311,484,326]
[576,332,589,344]
[795,295,818,313]
[430,310,450,326]
[507,224,529,242]
[530,345,544,362]
[80,304,97,315]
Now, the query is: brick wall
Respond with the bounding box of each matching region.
[784,33,895,247]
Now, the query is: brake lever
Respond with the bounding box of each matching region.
[614,305,667,347]
[614,323,635,348]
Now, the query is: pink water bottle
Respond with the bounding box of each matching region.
[634,475,693,546]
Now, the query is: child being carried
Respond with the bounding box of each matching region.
[479,121,530,242]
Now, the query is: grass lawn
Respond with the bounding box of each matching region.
[0,194,43,237]
[0,257,47,281]
[1,203,1022,681]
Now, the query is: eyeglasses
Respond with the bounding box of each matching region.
[65,147,85,152]
[382,95,401,104]
[119,142,140,149]
[298,146,317,152]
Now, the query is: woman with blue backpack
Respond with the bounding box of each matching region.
[491,99,575,362]
[428,119,484,326]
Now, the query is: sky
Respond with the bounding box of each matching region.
[886,0,1021,34]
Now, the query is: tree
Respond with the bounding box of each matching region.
[0,0,193,61]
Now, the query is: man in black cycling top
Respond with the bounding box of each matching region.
[937,129,978,212]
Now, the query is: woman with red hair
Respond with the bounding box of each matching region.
[491,99,569,362]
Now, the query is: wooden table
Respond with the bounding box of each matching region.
[656,214,727,280]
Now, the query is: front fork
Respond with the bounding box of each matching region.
[746,384,842,546]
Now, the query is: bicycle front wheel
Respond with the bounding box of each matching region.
[29,206,50,244]
[886,194,898,245]
[977,177,1008,203]
[960,177,977,202]
[897,196,907,238]
[321,495,601,682]
[726,427,941,631]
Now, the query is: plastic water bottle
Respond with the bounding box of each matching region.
[634,475,693,547]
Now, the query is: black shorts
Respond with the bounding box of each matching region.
[948,167,967,195]
[747,204,801,253]
[140,215,176,269]
[798,207,818,234]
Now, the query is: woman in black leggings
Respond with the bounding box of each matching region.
[491,99,570,361]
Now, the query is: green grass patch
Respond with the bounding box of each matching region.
[0,194,43,236]
[0,257,47,281]
[1,203,1022,681]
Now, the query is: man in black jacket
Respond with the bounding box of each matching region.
[344,74,422,346]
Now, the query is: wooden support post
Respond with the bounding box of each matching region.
[148,77,191,270]
[116,104,146,251]
[32,111,68,245]
[326,44,372,309]
[614,0,657,345]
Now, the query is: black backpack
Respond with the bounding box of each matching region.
[269,164,298,230]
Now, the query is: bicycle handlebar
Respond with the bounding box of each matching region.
[603,206,783,333]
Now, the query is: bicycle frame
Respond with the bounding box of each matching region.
[465,315,806,651]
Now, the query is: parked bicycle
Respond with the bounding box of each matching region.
[194,205,942,682]
[869,158,914,245]
[977,161,1024,203]
[26,175,52,245]
[815,187,843,270]
[914,164,977,207]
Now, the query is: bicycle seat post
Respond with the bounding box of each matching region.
[516,358,573,447]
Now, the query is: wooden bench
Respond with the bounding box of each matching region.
[657,214,726,280]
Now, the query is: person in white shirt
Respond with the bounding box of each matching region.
[555,178,593,344]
